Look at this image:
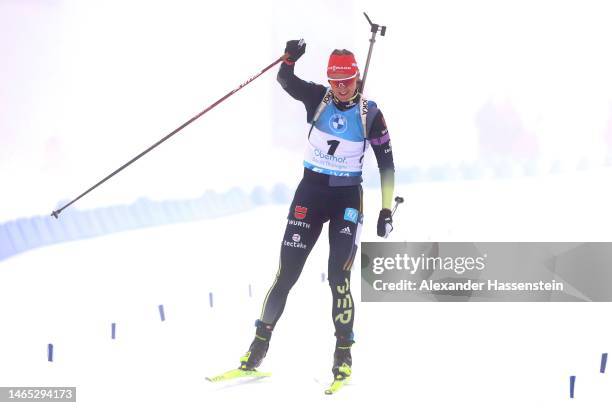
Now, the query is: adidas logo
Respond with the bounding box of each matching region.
[340,226,352,236]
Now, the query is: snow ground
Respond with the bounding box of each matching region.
[0,175,611,407]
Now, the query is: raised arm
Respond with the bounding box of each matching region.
[277,40,327,123]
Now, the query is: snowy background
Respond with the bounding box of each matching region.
[1,0,612,406]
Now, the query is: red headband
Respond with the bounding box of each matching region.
[327,54,358,80]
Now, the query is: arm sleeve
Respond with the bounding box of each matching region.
[277,62,327,123]
[367,110,395,210]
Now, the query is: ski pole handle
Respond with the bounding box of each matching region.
[363,12,386,36]
[391,196,404,217]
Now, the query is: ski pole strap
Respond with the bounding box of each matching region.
[311,88,334,125]
[359,98,368,139]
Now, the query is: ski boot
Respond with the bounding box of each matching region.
[332,334,354,379]
[239,320,273,371]
[325,334,354,394]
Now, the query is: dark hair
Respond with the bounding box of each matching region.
[331,49,355,56]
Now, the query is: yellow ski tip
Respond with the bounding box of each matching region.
[206,368,271,383]
[324,375,351,395]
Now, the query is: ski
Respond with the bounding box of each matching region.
[324,375,350,395]
[205,368,271,383]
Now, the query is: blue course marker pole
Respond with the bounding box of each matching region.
[209,292,214,308]
[47,344,53,362]
[111,323,116,339]
[601,353,608,374]
[569,375,576,399]
[159,305,166,321]
[248,284,252,298]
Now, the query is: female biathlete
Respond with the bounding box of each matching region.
[239,39,395,383]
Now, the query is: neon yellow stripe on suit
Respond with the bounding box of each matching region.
[380,168,395,209]
[343,185,363,271]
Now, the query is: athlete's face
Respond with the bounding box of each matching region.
[328,73,358,102]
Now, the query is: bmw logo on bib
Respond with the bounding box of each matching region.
[329,114,348,134]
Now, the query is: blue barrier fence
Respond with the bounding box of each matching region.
[0,183,293,263]
[1,157,608,263]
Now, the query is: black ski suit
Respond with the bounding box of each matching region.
[258,62,395,342]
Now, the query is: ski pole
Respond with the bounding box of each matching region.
[391,196,404,217]
[51,52,289,219]
[360,12,387,94]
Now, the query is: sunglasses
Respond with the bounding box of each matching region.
[328,75,357,88]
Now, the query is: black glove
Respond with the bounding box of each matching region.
[377,209,393,238]
[284,39,306,63]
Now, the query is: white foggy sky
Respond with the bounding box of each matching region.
[1,0,612,220]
